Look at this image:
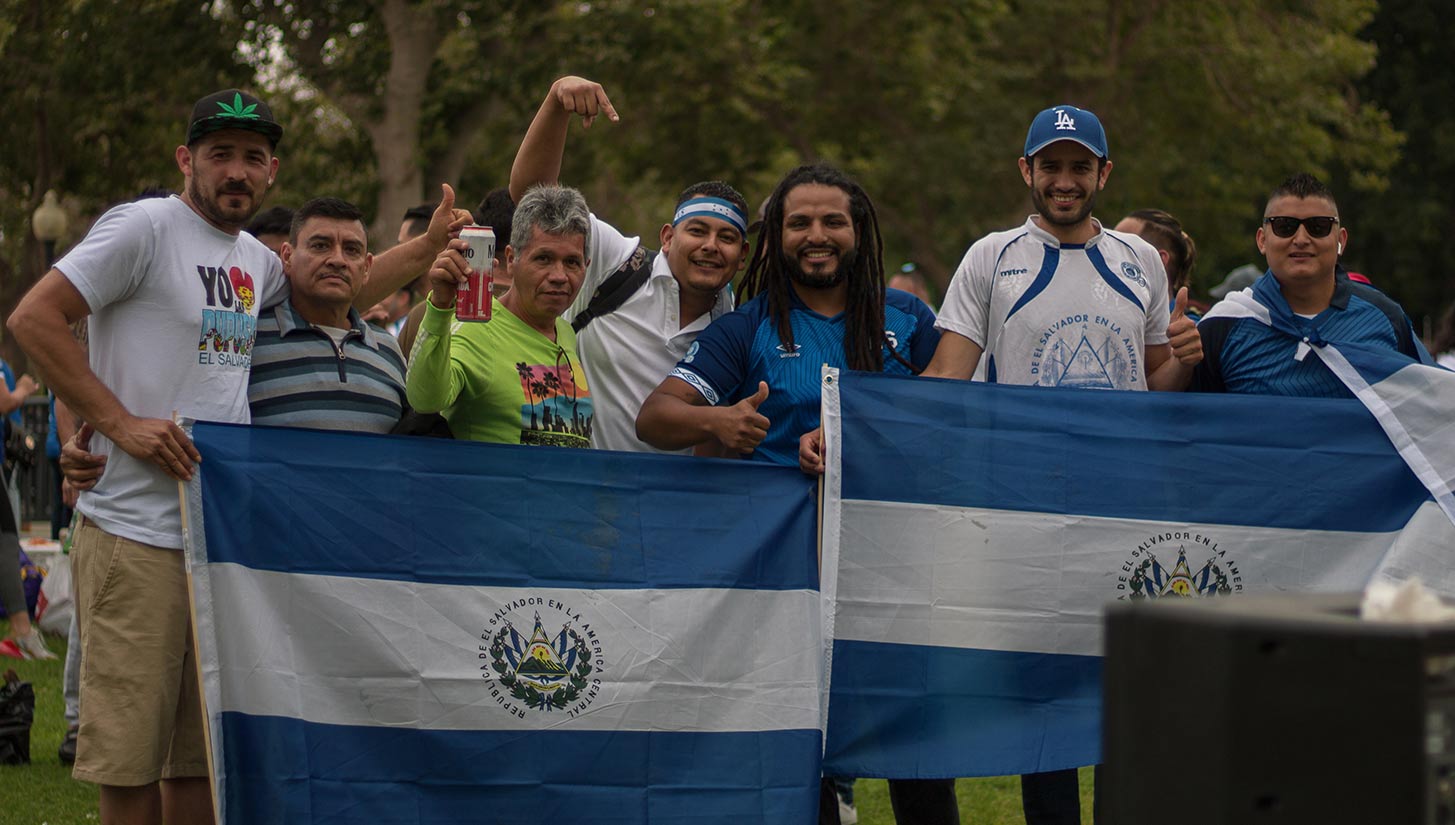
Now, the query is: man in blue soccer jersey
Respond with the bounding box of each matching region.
[636,162,939,466]
[635,162,955,825]
[1192,172,1431,394]
[918,105,1203,825]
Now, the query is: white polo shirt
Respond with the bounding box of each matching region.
[937,216,1169,390]
[568,216,734,453]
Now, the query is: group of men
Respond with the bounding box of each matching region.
[7,75,1434,825]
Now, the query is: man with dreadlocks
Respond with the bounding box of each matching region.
[637,162,953,825]
[635,162,939,465]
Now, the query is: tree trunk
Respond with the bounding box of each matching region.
[365,0,445,248]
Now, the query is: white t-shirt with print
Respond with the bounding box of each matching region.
[566,215,734,453]
[56,195,285,548]
[937,216,1170,390]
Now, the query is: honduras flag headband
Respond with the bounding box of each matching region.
[673,197,748,235]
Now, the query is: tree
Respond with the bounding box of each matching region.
[1332,0,1455,329]
[0,0,249,368]
[235,0,574,245]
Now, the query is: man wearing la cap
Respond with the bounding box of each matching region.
[1192,172,1431,395]
[8,88,468,824]
[920,104,1203,825]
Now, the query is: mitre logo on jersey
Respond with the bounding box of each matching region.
[481,596,604,719]
[1114,530,1243,600]
[1054,109,1076,131]
[195,265,258,368]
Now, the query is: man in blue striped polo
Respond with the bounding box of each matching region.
[248,197,407,431]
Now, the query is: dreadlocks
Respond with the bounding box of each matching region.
[738,163,891,373]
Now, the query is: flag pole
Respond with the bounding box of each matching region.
[175,412,220,824]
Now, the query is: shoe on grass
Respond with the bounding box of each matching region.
[14,629,57,660]
[58,726,77,764]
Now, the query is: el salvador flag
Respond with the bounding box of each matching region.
[819,368,1455,779]
[184,423,824,825]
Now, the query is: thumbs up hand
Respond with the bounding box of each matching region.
[712,381,772,455]
[1168,287,1203,366]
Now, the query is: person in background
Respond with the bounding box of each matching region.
[0,360,51,660]
[244,205,294,256]
[1432,303,1455,370]
[888,263,936,311]
[1115,208,1203,319]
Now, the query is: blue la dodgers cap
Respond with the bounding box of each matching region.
[1024,104,1108,159]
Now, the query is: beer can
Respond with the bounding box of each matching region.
[456,225,495,321]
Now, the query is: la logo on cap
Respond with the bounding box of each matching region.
[1055,109,1076,131]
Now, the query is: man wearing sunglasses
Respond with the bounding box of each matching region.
[1192,173,1432,395]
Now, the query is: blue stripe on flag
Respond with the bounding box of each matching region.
[192,423,819,591]
[220,713,823,824]
[837,372,1428,532]
[824,640,1100,778]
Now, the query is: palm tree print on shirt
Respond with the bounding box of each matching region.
[514,357,592,447]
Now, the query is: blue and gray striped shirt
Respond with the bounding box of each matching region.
[249,300,407,432]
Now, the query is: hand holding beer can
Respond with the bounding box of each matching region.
[456,225,496,321]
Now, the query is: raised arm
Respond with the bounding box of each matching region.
[358,183,474,309]
[0,373,37,415]
[509,76,619,204]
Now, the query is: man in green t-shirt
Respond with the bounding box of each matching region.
[406,185,595,447]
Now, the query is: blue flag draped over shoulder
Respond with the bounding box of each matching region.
[184,423,824,825]
[819,368,1455,779]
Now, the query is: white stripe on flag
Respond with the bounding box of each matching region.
[207,564,821,733]
[836,498,1455,657]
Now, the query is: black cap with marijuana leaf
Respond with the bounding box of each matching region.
[186,89,284,149]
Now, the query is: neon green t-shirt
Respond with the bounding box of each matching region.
[406,298,593,446]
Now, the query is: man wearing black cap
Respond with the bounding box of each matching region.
[919,105,1203,825]
[8,88,467,825]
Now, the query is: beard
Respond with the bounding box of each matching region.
[1031,184,1097,227]
[784,244,859,289]
[187,177,260,230]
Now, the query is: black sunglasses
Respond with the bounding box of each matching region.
[1264,216,1338,238]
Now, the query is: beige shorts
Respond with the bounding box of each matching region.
[71,517,208,786]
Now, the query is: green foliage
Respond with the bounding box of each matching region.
[0,0,1424,348]
[1332,0,1455,326]
[0,620,99,824]
[0,0,248,344]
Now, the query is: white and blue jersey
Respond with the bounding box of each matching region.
[670,288,939,466]
[937,216,1170,389]
[1193,270,1432,397]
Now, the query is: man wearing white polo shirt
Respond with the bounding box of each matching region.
[510,75,750,453]
[922,104,1203,824]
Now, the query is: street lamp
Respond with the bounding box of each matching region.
[32,190,67,268]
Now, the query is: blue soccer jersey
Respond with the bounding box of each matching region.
[671,288,940,466]
[1193,271,1432,397]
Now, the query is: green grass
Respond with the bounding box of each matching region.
[0,619,97,824]
[845,773,1094,824]
[0,619,1092,824]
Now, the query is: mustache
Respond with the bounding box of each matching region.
[219,183,253,194]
